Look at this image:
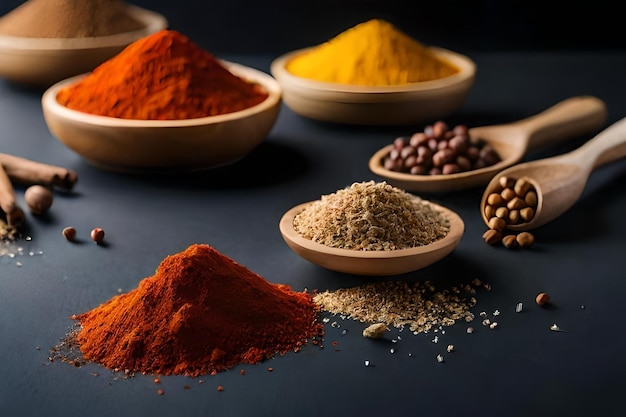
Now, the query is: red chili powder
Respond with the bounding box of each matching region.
[71,244,323,377]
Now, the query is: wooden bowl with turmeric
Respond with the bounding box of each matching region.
[0,3,168,87]
[270,19,476,126]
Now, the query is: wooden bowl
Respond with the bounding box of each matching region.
[279,200,464,276]
[269,47,475,126]
[41,62,282,173]
[0,5,167,87]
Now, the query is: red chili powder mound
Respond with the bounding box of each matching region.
[55,30,269,120]
[71,244,323,377]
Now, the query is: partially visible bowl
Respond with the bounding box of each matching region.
[279,200,464,276]
[0,5,167,87]
[41,62,282,173]
[270,47,476,126]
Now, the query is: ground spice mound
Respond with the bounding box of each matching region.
[71,244,323,377]
[0,0,144,38]
[55,30,269,120]
[314,280,482,334]
[293,181,449,251]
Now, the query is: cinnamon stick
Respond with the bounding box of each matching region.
[0,153,78,190]
[0,164,24,227]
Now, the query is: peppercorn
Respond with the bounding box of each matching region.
[536,292,550,306]
[90,227,105,244]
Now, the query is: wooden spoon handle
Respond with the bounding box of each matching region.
[511,96,607,151]
[567,117,626,169]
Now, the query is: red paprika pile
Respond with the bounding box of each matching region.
[56,30,269,120]
[71,244,323,377]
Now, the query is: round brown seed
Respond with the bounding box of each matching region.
[62,227,76,241]
[502,234,518,249]
[516,232,535,248]
[535,292,550,306]
[90,227,105,244]
[482,229,503,245]
[24,185,53,215]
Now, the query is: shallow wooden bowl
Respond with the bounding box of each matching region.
[0,5,168,87]
[279,200,464,276]
[41,62,282,173]
[269,47,475,126]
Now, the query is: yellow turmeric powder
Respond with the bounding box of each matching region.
[286,19,459,86]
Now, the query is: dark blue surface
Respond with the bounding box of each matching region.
[1,32,626,417]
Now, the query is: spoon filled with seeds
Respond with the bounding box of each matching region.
[369,96,607,193]
[480,117,626,232]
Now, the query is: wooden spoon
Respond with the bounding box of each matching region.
[369,96,608,193]
[481,117,626,232]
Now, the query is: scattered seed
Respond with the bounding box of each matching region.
[364,360,370,367]
[489,322,498,329]
[362,322,387,339]
[536,292,550,306]
[446,344,455,352]
[550,324,567,332]
[62,226,76,241]
[466,327,474,334]
[436,354,444,363]
[90,227,105,244]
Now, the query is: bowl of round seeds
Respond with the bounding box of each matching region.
[279,181,464,276]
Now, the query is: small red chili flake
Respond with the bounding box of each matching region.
[154,378,161,385]
[331,340,339,346]
[217,385,224,392]
[267,367,274,372]
[157,388,164,396]
[239,369,246,376]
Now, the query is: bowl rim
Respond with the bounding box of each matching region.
[0,4,168,51]
[41,60,283,128]
[270,46,476,94]
[279,199,464,262]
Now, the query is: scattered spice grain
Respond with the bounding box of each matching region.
[313,279,482,335]
[293,181,449,251]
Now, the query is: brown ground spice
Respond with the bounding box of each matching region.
[293,181,450,251]
[0,0,145,38]
[314,279,484,334]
